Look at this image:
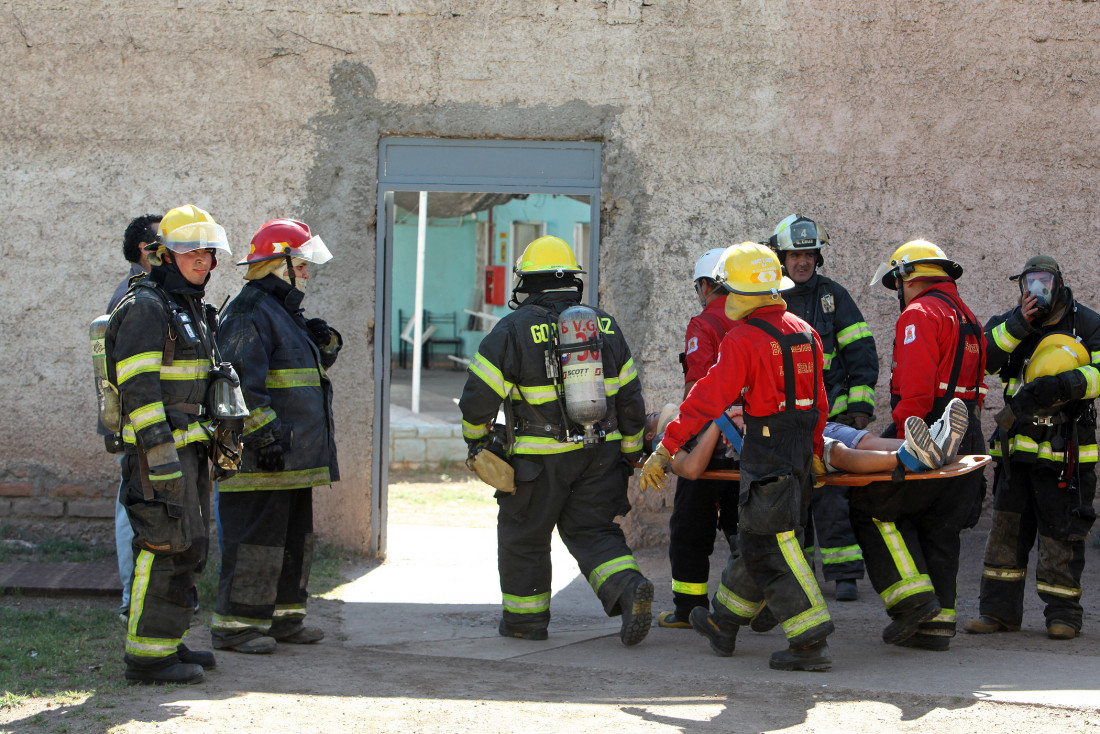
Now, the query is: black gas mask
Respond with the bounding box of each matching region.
[1011,265,1062,321]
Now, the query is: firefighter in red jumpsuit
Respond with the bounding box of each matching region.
[642,242,834,672]
[658,248,740,629]
[850,240,986,652]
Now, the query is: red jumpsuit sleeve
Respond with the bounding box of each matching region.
[664,333,747,454]
[683,316,721,384]
[890,304,941,438]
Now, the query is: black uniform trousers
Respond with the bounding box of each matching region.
[804,485,864,581]
[668,475,739,617]
[979,461,1096,631]
[212,487,314,645]
[850,407,984,638]
[711,410,834,649]
[498,441,642,633]
[123,444,209,669]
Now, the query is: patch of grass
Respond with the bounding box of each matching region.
[0,606,124,703]
[387,478,495,508]
[311,542,366,595]
[0,531,114,564]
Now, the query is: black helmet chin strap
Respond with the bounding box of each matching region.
[285,255,296,287]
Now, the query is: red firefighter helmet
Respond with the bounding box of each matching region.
[237,219,332,266]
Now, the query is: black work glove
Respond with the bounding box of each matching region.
[256,443,285,472]
[306,318,332,347]
[1010,384,1041,416]
[835,412,872,430]
[1027,375,1065,408]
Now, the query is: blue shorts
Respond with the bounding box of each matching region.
[823,421,869,450]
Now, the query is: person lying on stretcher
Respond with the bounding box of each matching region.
[644,397,969,480]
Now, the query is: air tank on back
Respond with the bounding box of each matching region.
[90,314,121,432]
[557,304,607,445]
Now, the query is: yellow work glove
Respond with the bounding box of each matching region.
[812,454,828,488]
[639,443,672,492]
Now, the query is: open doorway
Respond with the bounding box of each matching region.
[372,139,602,555]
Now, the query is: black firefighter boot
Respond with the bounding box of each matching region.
[619,575,654,646]
[769,640,832,672]
[125,656,205,685]
[689,607,737,657]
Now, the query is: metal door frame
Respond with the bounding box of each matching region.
[372,138,602,555]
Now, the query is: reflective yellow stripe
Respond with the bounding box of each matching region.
[160,358,213,380]
[266,368,321,389]
[820,544,863,564]
[620,428,644,454]
[211,613,272,631]
[822,349,836,371]
[218,467,333,492]
[1078,365,1100,400]
[873,519,936,609]
[874,519,920,577]
[512,432,624,455]
[848,385,875,407]
[588,555,640,594]
[129,401,166,431]
[117,351,162,384]
[121,419,211,448]
[672,580,708,596]
[273,603,306,617]
[126,551,182,658]
[713,583,760,620]
[990,321,1021,354]
[1036,581,1081,598]
[462,420,489,441]
[777,530,828,612]
[618,357,638,388]
[782,602,832,639]
[469,352,513,400]
[836,321,872,348]
[982,566,1026,581]
[929,608,956,624]
[244,406,277,435]
[502,592,551,613]
[992,435,1099,464]
[517,383,558,405]
[829,394,849,417]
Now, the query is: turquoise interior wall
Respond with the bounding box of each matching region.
[392,194,590,365]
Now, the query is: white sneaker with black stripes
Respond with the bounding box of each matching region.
[897,416,945,472]
[928,397,969,465]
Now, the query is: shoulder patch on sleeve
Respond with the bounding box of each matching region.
[686,336,699,355]
[904,323,917,345]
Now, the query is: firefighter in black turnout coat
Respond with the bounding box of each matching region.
[109,204,232,684]
[459,236,653,646]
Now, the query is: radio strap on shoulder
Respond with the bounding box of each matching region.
[135,446,155,501]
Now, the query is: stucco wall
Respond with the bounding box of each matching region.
[2,1,1097,551]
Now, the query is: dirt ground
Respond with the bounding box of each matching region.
[4,473,1100,733]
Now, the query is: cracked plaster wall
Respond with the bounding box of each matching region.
[1,0,1097,551]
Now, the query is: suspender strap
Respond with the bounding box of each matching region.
[746,317,819,413]
[921,290,983,403]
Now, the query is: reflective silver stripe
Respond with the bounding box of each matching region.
[1036,581,1081,598]
[713,583,759,620]
[982,566,1026,581]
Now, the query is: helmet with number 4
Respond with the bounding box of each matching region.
[770,214,829,268]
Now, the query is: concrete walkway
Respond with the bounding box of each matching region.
[333,522,1100,711]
